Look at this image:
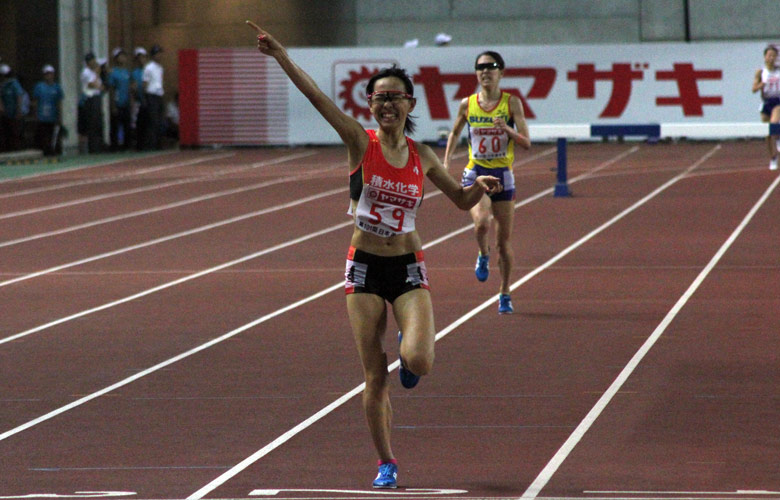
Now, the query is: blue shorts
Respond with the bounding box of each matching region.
[761,97,780,116]
[344,246,430,303]
[461,164,515,202]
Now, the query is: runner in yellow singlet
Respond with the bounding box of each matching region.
[444,51,530,314]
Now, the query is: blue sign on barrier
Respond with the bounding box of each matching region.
[590,124,661,137]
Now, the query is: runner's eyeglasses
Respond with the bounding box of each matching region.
[367,90,413,104]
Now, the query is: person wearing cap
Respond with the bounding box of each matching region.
[80,51,106,153]
[131,47,148,149]
[434,33,452,46]
[142,44,165,150]
[107,47,132,150]
[0,64,26,152]
[32,64,64,155]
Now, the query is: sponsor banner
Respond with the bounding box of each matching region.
[286,41,767,144]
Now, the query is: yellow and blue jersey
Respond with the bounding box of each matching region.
[465,92,515,170]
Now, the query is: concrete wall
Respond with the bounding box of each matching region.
[108,0,357,98]
[688,0,780,41]
[354,0,780,47]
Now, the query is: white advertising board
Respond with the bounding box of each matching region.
[285,41,768,144]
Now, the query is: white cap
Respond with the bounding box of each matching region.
[42,64,55,73]
[403,38,419,49]
[134,46,147,56]
[112,47,125,58]
[97,57,108,66]
[435,32,452,46]
[0,64,10,75]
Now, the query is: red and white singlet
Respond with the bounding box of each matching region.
[348,130,425,238]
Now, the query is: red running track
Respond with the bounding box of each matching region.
[0,140,778,500]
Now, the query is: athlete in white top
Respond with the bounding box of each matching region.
[752,44,780,170]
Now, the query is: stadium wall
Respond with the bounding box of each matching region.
[179,40,769,147]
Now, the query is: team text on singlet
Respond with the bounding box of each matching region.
[762,67,780,98]
[348,130,425,238]
[465,92,515,170]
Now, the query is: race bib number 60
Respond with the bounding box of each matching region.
[471,127,509,160]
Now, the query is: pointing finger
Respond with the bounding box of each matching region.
[245,20,263,34]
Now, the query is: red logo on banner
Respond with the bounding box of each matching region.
[337,65,379,120]
[413,66,556,119]
[334,60,724,122]
[656,63,723,116]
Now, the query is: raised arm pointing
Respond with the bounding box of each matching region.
[245,20,367,166]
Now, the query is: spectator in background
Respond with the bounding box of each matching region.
[98,57,109,84]
[32,64,64,156]
[107,47,132,150]
[0,64,25,152]
[142,44,165,150]
[131,46,148,150]
[164,91,179,142]
[80,52,106,153]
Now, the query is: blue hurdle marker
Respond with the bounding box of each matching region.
[528,122,779,198]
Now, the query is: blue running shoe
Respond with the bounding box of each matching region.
[498,293,514,315]
[475,254,489,282]
[373,462,398,488]
[398,331,420,389]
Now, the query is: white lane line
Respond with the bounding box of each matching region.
[189,146,720,500]
[0,153,234,219]
[0,152,326,248]
[0,215,351,347]
[0,152,234,199]
[0,184,345,288]
[424,146,640,248]
[0,146,636,463]
[0,163,341,250]
[520,167,780,498]
[0,150,177,185]
[0,150,315,220]
[0,237,347,444]
[0,146,635,445]
[0,146,629,336]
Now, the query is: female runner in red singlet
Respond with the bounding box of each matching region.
[247,21,502,489]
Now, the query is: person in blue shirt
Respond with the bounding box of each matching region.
[32,65,64,156]
[108,47,132,151]
[1,64,26,152]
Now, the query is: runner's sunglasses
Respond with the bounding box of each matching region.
[475,62,501,71]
